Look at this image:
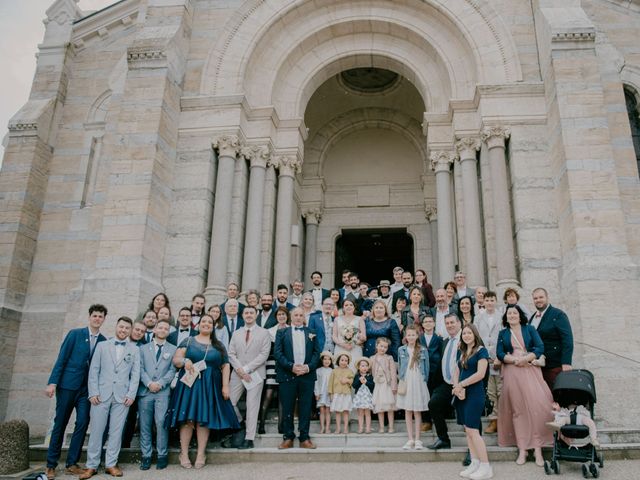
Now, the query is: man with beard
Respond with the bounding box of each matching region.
[344,272,365,315]
[273,284,295,311]
[308,271,330,311]
[392,271,415,312]
[258,293,277,328]
[288,280,305,307]
[190,293,206,330]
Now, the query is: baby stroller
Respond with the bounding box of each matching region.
[544,369,604,478]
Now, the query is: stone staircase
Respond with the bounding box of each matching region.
[29,418,640,464]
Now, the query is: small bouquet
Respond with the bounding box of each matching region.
[341,324,360,345]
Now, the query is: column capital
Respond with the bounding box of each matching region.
[425,205,437,222]
[429,150,457,173]
[481,126,511,150]
[212,134,240,158]
[455,136,481,161]
[241,144,271,168]
[302,208,323,225]
[272,154,302,177]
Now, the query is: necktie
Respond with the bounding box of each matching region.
[146,332,152,343]
[444,338,455,384]
[230,318,235,333]
[294,326,304,331]
[245,328,251,344]
[156,343,163,361]
[404,289,409,299]
[115,341,126,346]
[90,335,97,354]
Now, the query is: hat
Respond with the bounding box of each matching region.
[334,351,352,365]
[355,357,371,369]
[319,351,333,362]
[379,280,391,287]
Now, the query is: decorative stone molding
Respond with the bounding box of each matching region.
[240,144,271,168]
[455,137,481,161]
[429,150,457,173]
[425,206,437,222]
[127,46,167,69]
[551,31,596,43]
[212,135,240,158]
[272,155,302,177]
[302,208,323,225]
[481,126,511,150]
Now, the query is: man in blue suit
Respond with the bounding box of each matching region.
[137,319,177,470]
[307,297,335,353]
[45,304,107,480]
[274,307,321,449]
[273,284,296,311]
[80,316,140,479]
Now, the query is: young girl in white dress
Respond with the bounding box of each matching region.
[370,337,397,433]
[396,325,430,450]
[314,351,333,434]
[353,358,375,434]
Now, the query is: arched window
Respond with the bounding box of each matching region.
[624,86,640,177]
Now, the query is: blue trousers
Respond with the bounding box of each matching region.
[279,376,314,442]
[47,387,90,468]
[138,393,170,458]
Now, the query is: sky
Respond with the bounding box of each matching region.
[0,0,113,160]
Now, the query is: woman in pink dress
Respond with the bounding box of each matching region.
[497,304,553,467]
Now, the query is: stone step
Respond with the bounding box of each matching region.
[29,442,640,464]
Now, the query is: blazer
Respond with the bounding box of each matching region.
[419,333,443,383]
[496,325,545,361]
[138,341,177,397]
[353,373,375,394]
[533,305,573,368]
[307,311,330,351]
[223,316,245,338]
[400,305,430,330]
[397,344,430,384]
[228,325,272,379]
[220,300,245,317]
[307,288,330,303]
[273,326,321,383]
[48,327,107,391]
[88,338,140,403]
[257,309,277,329]
[272,301,296,312]
[167,327,197,346]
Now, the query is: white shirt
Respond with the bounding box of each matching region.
[115,338,128,363]
[435,306,449,337]
[530,305,548,330]
[153,340,166,357]
[390,282,403,294]
[441,333,460,385]
[423,333,433,347]
[260,310,272,326]
[311,288,323,310]
[177,326,192,345]
[475,310,502,375]
[292,326,306,365]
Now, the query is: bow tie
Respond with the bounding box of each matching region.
[294,326,304,331]
[115,341,126,346]
[478,306,485,309]
[180,328,190,332]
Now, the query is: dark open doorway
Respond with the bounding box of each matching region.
[335,228,414,287]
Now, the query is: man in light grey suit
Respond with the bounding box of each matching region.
[137,319,176,471]
[227,306,271,449]
[81,317,140,479]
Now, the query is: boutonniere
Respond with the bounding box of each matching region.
[124,353,132,363]
[308,333,316,340]
[162,352,171,360]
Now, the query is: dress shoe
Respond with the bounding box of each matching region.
[462,450,472,466]
[278,439,294,449]
[65,465,84,475]
[220,435,234,448]
[427,439,451,450]
[485,419,498,434]
[79,468,97,480]
[45,467,55,479]
[156,456,169,470]
[421,422,432,432]
[258,423,266,435]
[105,466,123,477]
[299,439,317,449]
[140,457,152,471]
[237,439,254,449]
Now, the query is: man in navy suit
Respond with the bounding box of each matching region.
[45,304,108,479]
[220,282,245,318]
[531,287,574,389]
[308,271,330,310]
[167,307,198,346]
[257,293,277,328]
[273,284,295,311]
[274,307,321,449]
[224,299,244,337]
[307,298,334,353]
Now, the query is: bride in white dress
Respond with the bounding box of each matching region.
[332,298,367,371]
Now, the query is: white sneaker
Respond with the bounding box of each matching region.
[460,459,480,478]
[469,463,493,480]
[402,440,415,450]
[414,440,424,450]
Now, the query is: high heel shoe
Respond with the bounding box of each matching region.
[179,453,192,469]
[194,454,206,469]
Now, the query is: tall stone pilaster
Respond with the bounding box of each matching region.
[430,150,457,284]
[303,208,322,279]
[259,164,278,294]
[425,206,439,289]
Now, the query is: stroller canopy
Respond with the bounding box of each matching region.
[552,369,597,406]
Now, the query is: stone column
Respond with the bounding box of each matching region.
[272,155,301,288]
[430,150,457,284]
[425,206,439,288]
[241,145,271,292]
[259,165,278,294]
[455,137,485,287]
[481,126,518,288]
[205,135,240,301]
[303,208,322,279]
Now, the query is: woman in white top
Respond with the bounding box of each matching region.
[332,298,366,371]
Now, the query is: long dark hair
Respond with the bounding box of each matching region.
[502,304,528,328]
[199,314,227,356]
[457,295,475,324]
[148,293,170,313]
[459,323,484,369]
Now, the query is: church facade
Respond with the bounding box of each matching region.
[1,0,640,434]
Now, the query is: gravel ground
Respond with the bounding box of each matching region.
[30,459,637,480]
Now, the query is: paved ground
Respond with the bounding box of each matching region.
[27,460,637,480]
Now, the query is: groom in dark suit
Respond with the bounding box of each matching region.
[274,307,321,449]
[45,304,108,479]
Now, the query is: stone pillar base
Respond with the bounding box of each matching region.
[203,286,227,306]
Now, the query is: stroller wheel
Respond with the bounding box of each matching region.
[589,463,599,478]
[582,464,589,478]
[544,461,552,475]
[552,460,560,474]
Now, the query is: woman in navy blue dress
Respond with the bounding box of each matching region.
[166,314,239,469]
[363,300,401,360]
[453,324,493,479]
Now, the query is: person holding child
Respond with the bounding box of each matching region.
[329,352,355,434]
[370,337,397,433]
[396,325,430,450]
[353,357,375,434]
[315,351,334,434]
